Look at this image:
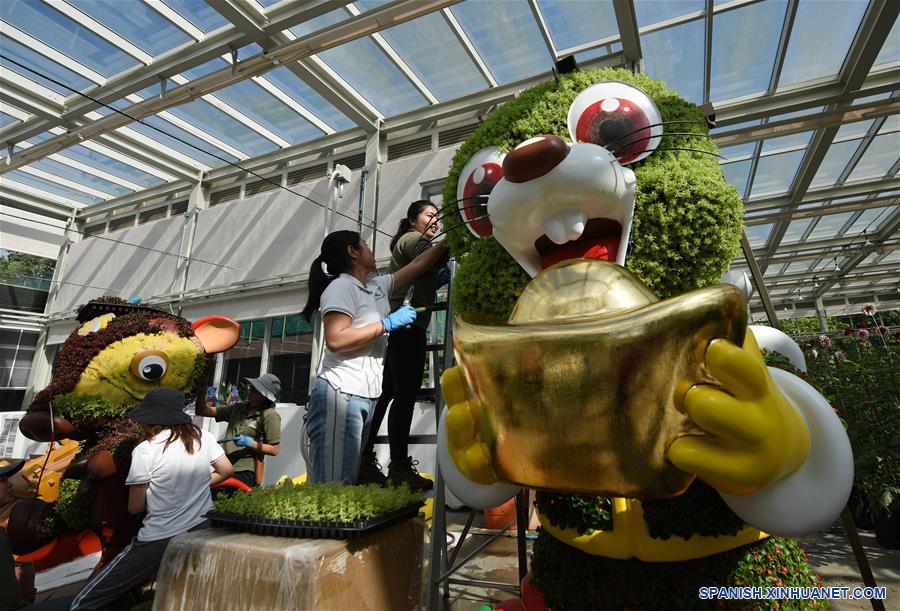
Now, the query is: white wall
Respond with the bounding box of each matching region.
[0,205,66,260]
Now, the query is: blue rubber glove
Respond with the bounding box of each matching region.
[382,305,417,333]
[437,267,451,288]
[234,435,254,448]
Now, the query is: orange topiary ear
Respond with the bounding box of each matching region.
[191,316,240,354]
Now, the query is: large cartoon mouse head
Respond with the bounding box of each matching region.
[443,68,744,318]
[20,297,239,441]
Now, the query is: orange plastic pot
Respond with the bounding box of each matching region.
[484,497,518,530]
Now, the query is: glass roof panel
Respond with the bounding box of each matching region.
[167,99,278,156]
[749,149,805,198]
[256,0,284,7]
[642,18,704,103]
[634,0,703,28]
[805,211,855,241]
[778,0,868,88]
[844,206,892,236]
[871,16,899,68]
[57,144,165,188]
[766,106,826,122]
[760,130,813,154]
[30,158,132,197]
[879,113,900,134]
[0,35,95,95]
[721,159,752,195]
[781,261,811,275]
[124,117,238,167]
[710,0,785,102]
[809,138,862,189]
[448,1,554,84]
[5,169,100,206]
[179,57,230,81]
[0,0,139,77]
[845,133,900,183]
[0,112,21,128]
[263,68,354,131]
[67,0,191,57]
[353,4,486,100]
[163,0,230,33]
[780,217,814,244]
[717,142,757,161]
[211,80,323,143]
[835,119,876,141]
[710,118,762,134]
[535,0,618,50]
[744,222,773,249]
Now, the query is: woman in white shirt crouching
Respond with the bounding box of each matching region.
[301,229,447,485]
[71,387,233,611]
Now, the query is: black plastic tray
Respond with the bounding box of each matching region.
[206,503,423,540]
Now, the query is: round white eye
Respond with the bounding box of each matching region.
[567,81,663,164]
[131,352,168,381]
[455,147,506,238]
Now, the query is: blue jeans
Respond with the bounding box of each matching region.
[306,377,376,484]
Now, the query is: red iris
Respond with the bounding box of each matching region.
[575,97,651,164]
[460,162,501,237]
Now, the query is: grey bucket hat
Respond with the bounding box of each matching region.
[244,373,281,403]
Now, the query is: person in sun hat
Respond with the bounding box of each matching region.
[196,373,282,491]
[70,387,233,611]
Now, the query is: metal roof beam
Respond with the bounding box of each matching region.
[440,7,496,87]
[746,192,899,225]
[526,0,558,62]
[746,176,900,211]
[0,0,458,173]
[0,191,74,219]
[612,0,642,72]
[0,0,351,145]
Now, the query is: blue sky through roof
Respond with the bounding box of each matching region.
[844,205,892,236]
[634,0,703,28]
[872,16,899,68]
[642,18,704,103]
[0,112,21,129]
[780,217,814,244]
[354,2,487,100]
[535,0,618,51]
[0,0,138,77]
[448,0,554,85]
[126,117,238,168]
[778,0,868,88]
[710,0,785,102]
[68,0,192,57]
[262,68,354,131]
[760,130,812,154]
[744,222,773,249]
[721,159,752,195]
[845,133,899,183]
[58,145,165,188]
[213,79,324,143]
[718,142,757,161]
[835,119,876,141]
[749,149,804,198]
[166,99,277,156]
[0,35,94,95]
[30,158,132,197]
[809,138,862,188]
[5,169,100,206]
[163,0,230,33]
[806,211,855,241]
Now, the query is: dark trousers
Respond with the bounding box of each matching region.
[70,521,209,611]
[364,325,427,462]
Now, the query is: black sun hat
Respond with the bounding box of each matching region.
[0,459,25,478]
[127,387,192,426]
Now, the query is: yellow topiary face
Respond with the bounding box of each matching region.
[73,333,202,407]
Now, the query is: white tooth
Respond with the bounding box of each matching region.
[560,210,587,242]
[543,217,569,245]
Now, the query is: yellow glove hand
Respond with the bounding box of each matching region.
[441,366,496,485]
[667,330,809,495]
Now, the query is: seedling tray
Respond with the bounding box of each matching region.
[206,503,423,540]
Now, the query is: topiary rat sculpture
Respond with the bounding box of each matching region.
[436,68,853,609]
[10,297,239,569]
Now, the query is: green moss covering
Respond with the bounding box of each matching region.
[531,531,825,610]
[55,478,92,532]
[535,492,613,534]
[441,67,743,316]
[641,480,746,540]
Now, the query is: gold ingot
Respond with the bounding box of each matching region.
[453,259,747,498]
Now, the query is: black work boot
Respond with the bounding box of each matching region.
[357,451,387,486]
[387,456,434,492]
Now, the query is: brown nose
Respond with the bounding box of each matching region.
[502,134,570,183]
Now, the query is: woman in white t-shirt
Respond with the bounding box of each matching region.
[71,387,233,611]
[301,229,447,484]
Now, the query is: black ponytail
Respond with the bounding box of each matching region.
[301,230,361,321]
[390,200,437,252]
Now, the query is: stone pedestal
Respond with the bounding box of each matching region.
[153,518,424,610]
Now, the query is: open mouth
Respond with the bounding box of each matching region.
[534,217,622,270]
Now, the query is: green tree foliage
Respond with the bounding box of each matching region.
[0,249,56,289]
